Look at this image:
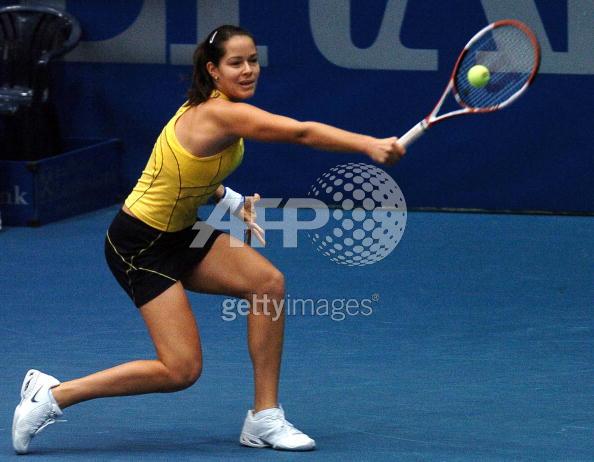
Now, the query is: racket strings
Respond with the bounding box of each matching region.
[455,25,537,109]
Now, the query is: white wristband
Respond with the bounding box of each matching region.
[218,186,244,218]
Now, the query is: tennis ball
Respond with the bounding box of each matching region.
[467,65,490,88]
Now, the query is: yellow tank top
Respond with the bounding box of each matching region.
[125,97,244,232]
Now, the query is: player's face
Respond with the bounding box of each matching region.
[213,35,260,100]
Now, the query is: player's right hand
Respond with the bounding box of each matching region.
[366,137,405,165]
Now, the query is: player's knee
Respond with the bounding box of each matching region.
[257,268,285,299]
[166,361,202,391]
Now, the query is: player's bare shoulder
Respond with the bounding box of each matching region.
[201,96,240,121]
[206,99,264,131]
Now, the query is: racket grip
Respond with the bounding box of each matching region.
[399,121,427,148]
[244,229,252,246]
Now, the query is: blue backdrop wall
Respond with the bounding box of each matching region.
[7,0,594,213]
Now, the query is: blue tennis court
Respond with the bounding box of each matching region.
[1,205,592,461]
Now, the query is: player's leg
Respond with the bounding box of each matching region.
[13,281,204,453]
[49,281,203,408]
[182,232,285,412]
[182,233,315,451]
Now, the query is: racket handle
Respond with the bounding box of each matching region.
[399,121,428,148]
[244,229,252,246]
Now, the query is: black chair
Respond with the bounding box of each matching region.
[0,5,81,160]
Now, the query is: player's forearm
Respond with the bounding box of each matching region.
[298,122,373,155]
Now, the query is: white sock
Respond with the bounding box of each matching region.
[48,387,63,411]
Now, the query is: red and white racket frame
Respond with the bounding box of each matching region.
[399,19,541,148]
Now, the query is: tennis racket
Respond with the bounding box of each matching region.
[399,19,540,148]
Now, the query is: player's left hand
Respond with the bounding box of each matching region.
[240,193,265,245]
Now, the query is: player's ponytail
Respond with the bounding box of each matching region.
[187,41,212,105]
[187,25,255,106]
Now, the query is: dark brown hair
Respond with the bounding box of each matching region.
[187,25,255,106]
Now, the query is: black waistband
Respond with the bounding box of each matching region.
[115,208,200,235]
[115,208,160,233]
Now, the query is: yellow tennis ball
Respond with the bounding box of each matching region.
[467,65,491,88]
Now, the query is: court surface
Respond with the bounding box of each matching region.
[1,205,593,461]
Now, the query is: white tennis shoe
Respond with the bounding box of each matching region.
[240,405,315,451]
[12,369,64,454]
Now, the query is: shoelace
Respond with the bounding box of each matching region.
[269,415,302,436]
[33,409,67,435]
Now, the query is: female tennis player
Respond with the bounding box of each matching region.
[12,25,404,454]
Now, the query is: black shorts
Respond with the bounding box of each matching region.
[104,210,223,308]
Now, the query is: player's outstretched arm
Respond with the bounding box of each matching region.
[212,102,405,165]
